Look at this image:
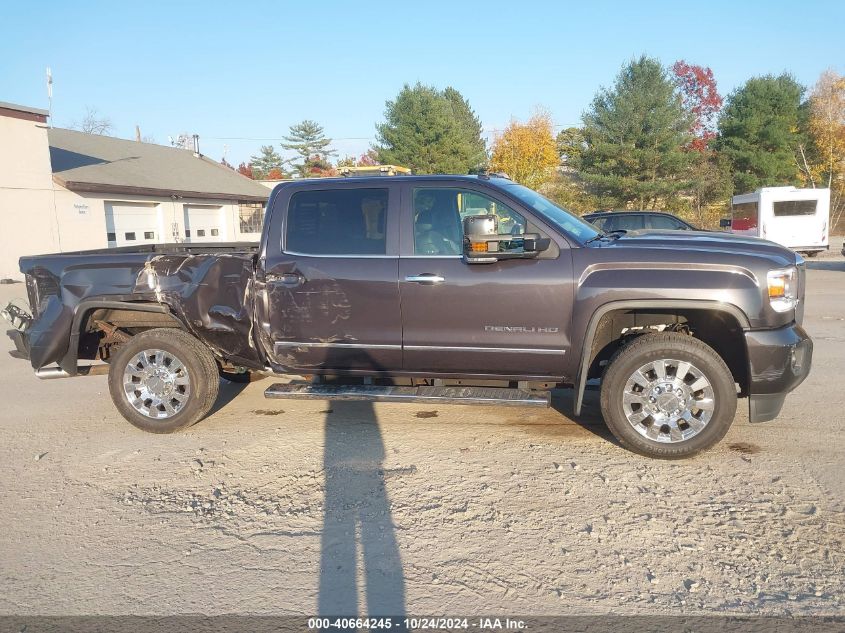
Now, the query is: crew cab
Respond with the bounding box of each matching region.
[3,175,813,458]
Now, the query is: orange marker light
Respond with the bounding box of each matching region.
[768,276,786,299]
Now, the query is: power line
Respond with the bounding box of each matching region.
[203,135,373,142]
[201,122,582,143]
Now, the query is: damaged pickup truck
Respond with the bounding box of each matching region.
[4,175,813,458]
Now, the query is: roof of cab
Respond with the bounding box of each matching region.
[273,174,514,190]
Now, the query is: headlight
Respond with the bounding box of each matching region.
[767,267,798,312]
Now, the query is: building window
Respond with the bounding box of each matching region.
[211,228,219,236]
[125,232,136,241]
[107,232,116,242]
[185,230,191,238]
[144,231,155,240]
[197,229,206,237]
[239,202,265,234]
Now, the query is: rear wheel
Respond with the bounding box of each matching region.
[108,328,219,433]
[600,332,737,459]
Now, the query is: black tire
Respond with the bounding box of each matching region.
[108,328,220,433]
[600,332,737,459]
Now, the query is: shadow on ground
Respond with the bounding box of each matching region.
[550,387,619,446]
[318,400,407,625]
[207,378,250,416]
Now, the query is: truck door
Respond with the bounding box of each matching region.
[398,183,573,379]
[256,182,402,373]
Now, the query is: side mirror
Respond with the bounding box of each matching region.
[462,214,550,264]
[719,218,732,228]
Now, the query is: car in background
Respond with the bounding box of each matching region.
[583,210,699,232]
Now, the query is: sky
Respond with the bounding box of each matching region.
[2,0,844,167]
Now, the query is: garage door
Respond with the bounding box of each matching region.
[105,202,161,248]
[183,205,224,242]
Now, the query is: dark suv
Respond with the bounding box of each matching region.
[4,175,812,458]
[583,210,698,232]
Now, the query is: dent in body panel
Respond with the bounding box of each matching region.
[140,254,262,368]
[256,274,354,370]
[24,257,153,369]
[254,252,403,373]
[23,251,262,371]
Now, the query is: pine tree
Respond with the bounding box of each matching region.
[249,145,283,179]
[577,56,695,209]
[375,83,487,174]
[281,120,336,177]
[715,74,805,193]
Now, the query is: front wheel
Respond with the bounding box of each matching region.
[108,328,220,433]
[600,332,737,459]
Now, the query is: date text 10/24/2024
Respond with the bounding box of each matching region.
[307,617,527,630]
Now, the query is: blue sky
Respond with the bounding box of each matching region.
[2,0,844,166]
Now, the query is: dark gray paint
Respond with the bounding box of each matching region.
[7,175,812,423]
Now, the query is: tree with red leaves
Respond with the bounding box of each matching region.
[357,150,380,166]
[672,61,723,151]
[237,162,254,179]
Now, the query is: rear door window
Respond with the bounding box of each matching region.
[647,215,686,230]
[286,188,388,255]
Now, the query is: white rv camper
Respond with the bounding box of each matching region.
[727,186,830,255]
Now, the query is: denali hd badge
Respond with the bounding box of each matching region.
[484,325,560,333]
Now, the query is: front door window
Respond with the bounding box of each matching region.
[412,188,526,256]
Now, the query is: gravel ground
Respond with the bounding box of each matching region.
[0,251,843,617]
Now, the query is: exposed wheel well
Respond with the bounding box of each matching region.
[585,308,748,396]
[76,306,184,363]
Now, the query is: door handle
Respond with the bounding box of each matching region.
[405,274,446,284]
[266,272,305,287]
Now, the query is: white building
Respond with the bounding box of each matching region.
[0,101,269,280]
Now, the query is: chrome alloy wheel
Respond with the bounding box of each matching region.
[122,349,191,419]
[621,358,715,443]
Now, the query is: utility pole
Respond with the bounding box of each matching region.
[46,67,53,126]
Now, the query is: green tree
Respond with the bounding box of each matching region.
[249,145,283,179]
[375,83,486,174]
[577,56,695,209]
[715,74,805,193]
[556,127,586,166]
[281,120,336,177]
[443,87,487,168]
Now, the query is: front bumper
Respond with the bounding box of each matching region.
[745,322,812,423]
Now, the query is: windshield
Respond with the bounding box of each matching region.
[502,184,602,242]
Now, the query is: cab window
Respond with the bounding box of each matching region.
[286,188,387,255]
[412,188,526,256]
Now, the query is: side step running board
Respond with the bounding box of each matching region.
[264,383,550,408]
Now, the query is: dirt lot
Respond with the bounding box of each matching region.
[1,253,843,618]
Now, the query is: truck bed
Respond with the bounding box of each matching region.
[28,241,260,258]
[17,243,262,372]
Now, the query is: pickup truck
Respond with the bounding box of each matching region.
[3,175,813,458]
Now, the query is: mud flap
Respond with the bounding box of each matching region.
[748,393,786,423]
